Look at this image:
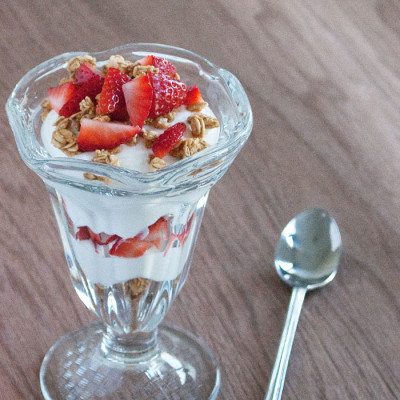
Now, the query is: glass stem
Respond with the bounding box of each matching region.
[101,325,159,363]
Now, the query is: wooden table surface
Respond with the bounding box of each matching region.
[1,0,400,399]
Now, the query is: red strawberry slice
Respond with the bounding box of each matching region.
[138,55,177,76]
[137,55,154,66]
[59,74,104,118]
[77,119,141,151]
[47,82,77,113]
[76,226,120,246]
[88,229,120,246]
[148,73,187,118]
[122,73,153,128]
[110,236,152,258]
[76,226,91,240]
[74,62,101,85]
[185,85,204,105]
[152,122,186,158]
[98,68,131,121]
[144,217,168,249]
[164,214,194,255]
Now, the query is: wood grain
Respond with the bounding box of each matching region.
[1,0,400,398]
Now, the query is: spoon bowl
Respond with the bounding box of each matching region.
[275,208,342,290]
[265,208,342,400]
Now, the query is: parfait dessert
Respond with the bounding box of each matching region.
[7,44,252,399]
[41,53,221,333]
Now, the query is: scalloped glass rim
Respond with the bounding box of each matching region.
[6,43,252,196]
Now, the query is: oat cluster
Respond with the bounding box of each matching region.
[146,111,176,130]
[170,137,209,159]
[41,98,52,121]
[41,54,220,181]
[125,277,150,299]
[142,129,159,148]
[149,156,167,171]
[83,148,121,184]
[186,101,208,112]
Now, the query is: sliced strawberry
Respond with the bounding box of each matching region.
[137,55,176,76]
[144,217,168,249]
[153,57,177,76]
[88,229,120,246]
[77,119,141,151]
[59,74,104,118]
[76,226,120,245]
[185,85,203,105]
[122,73,153,128]
[109,107,129,122]
[74,62,101,86]
[98,68,131,121]
[152,122,186,158]
[76,226,91,240]
[164,214,194,255]
[148,73,187,118]
[110,236,152,258]
[137,55,154,66]
[47,82,77,113]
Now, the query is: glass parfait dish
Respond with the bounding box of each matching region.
[6,43,252,399]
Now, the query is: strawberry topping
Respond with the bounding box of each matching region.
[110,236,153,258]
[59,74,104,118]
[137,55,154,66]
[148,73,187,118]
[122,73,153,128]
[77,118,140,151]
[138,55,177,76]
[185,85,203,105]
[152,122,186,158]
[74,62,101,86]
[47,82,77,114]
[144,217,168,249]
[75,226,91,241]
[98,68,131,121]
[76,226,120,246]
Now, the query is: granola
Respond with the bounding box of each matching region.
[146,112,176,130]
[132,65,159,78]
[41,98,52,121]
[102,55,135,76]
[83,149,120,184]
[51,127,80,156]
[187,114,206,138]
[170,138,209,159]
[142,129,159,148]
[150,156,167,171]
[186,101,208,112]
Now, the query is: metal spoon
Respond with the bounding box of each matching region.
[265,208,342,400]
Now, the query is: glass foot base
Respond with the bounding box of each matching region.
[40,321,220,400]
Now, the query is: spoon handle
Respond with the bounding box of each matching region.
[265,286,307,400]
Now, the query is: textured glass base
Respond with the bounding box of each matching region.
[40,321,220,400]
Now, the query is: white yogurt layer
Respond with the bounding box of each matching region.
[50,182,208,285]
[41,106,219,172]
